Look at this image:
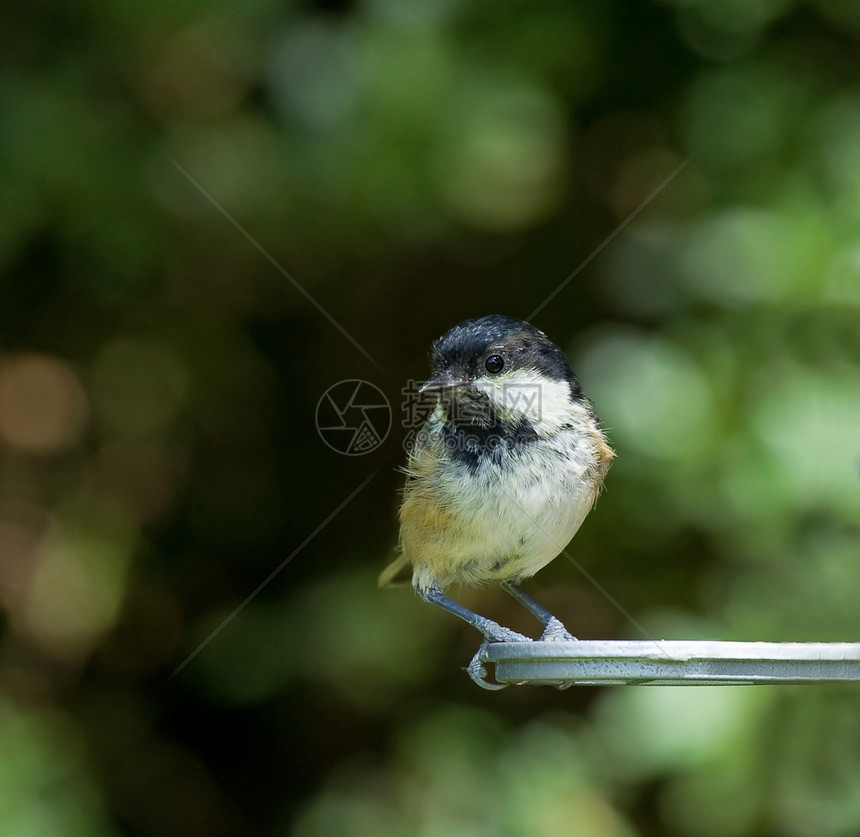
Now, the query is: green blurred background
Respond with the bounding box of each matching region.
[2,0,860,834]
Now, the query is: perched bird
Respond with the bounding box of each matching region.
[380,315,613,644]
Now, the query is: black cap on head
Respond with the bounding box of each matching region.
[431,315,580,393]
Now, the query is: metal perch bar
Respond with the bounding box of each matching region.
[470,640,860,688]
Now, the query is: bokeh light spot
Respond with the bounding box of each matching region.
[438,83,566,230]
[23,516,136,660]
[579,329,717,461]
[681,207,825,305]
[92,338,189,438]
[0,354,89,453]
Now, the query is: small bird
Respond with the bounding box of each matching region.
[380,315,614,644]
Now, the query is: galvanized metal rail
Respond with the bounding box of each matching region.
[466,640,860,690]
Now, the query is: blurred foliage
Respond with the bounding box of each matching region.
[1,0,860,834]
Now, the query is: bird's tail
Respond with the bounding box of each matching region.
[378,553,411,588]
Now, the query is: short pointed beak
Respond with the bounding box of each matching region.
[419,372,464,393]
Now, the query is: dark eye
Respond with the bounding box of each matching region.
[485,354,504,374]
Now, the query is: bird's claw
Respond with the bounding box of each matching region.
[466,624,532,688]
[466,641,509,690]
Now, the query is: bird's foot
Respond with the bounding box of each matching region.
[466,624,531,689]
[538,617,578,642]
[475,617,532,644]
[487,625,532,643]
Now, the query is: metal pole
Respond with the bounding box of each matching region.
[467,640,860,689]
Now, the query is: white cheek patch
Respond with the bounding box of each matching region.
[475,370,580,434]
